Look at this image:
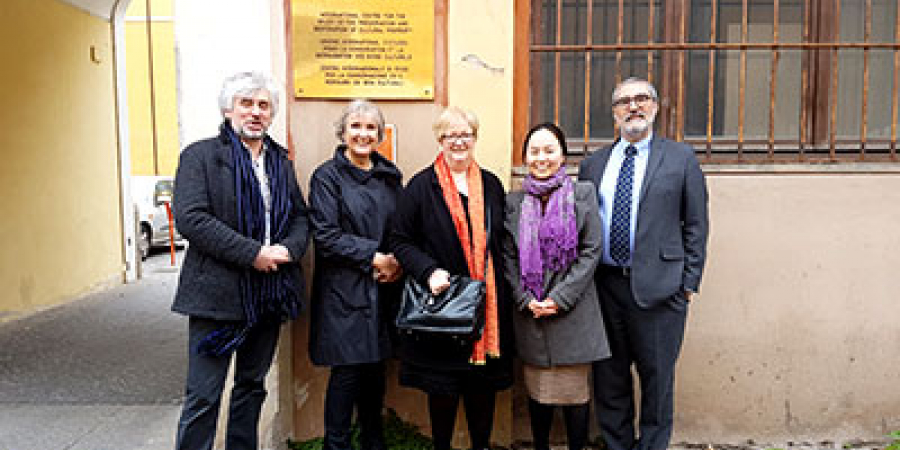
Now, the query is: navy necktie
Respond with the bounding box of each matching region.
[609,145,637,266]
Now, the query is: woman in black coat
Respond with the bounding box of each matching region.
[308,99,403,450]
[389,107,513,450]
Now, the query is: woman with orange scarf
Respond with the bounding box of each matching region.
[390,107,513,450]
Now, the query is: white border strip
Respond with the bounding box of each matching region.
[112,0,138,282]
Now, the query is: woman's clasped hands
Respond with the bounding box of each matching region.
[372,252,403,283]
[527,296,559,318]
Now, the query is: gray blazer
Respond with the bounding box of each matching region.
[502,181,611,367]
[578,137,709,308]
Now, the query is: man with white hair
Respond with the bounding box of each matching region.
[171,71,309,450]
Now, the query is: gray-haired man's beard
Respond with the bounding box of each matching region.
[237,127,267,140]
[622,118,652,139]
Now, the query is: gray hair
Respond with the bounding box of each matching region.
[218,71,280,117]
[611,77,658,103]
[334,99,386,142]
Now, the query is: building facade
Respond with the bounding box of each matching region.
[285,0,900,446]
[3,0,898,447]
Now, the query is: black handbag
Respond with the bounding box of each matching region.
[395,207,491,339]
[395,275,486,338]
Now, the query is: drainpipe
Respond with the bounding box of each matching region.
[111,0,138,282]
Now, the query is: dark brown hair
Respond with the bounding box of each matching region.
[522,122,568,160]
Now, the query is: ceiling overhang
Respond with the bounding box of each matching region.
[57,0,128,20]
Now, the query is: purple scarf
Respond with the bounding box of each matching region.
[518,167,578,300]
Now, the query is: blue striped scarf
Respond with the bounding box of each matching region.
[197,126,301,356]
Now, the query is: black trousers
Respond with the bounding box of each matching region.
[175,316,281,450]
[428,390,496,450]
[324,362,387,450]
[592,271,687,450]
[528,399,590,450]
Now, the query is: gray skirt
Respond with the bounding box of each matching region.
[523,363,591,405]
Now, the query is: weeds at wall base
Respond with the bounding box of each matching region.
[287,408,436,450]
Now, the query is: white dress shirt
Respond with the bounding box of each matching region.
[598,133,653,267]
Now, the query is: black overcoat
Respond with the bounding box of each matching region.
[171,122,310,320]
[308,147,402,366]
[389,165,514,380]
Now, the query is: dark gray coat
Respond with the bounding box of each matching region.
[307,147,402,366]
[502,181,610,367]
[578,137,708,308]
[171,123,310,320]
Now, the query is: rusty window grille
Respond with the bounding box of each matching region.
[520,0,900,165]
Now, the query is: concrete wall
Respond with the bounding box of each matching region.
[676,172,900,442]
[174,0,282,148]
[445,0,514,186]
[0,0,123,317]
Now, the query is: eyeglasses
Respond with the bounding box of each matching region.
[441,133,475,143]
[612,93,655,108]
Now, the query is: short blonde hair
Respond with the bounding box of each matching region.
[433,107,479,141]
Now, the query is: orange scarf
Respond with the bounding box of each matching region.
[433,152,500,364]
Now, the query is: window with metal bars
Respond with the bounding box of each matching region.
[516,0,900,165]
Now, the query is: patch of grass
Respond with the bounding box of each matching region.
[287,409,434,450]
[381,408,434,450]
[287,436,323,450]
[885,431,900,450]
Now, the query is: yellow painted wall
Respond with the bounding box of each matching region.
[126,0,179,176]
[447,0,514,186]
[0,0,122,315]
[126,0,175,17]
[125,22,154,175]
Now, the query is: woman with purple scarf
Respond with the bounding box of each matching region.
[502,122,611,450]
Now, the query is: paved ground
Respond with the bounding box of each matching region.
[0,250,186,450]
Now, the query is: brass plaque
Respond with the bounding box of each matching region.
[292,0,435,99]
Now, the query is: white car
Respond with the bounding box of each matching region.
[132,175,184,259]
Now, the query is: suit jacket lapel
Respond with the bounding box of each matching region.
[638,137,665,207]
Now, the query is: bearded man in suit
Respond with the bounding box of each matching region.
[579,77,709,450]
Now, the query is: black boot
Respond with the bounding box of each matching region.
[562,403,590,450]
[528,398,554,450]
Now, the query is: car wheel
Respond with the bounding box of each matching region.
[140,225,151,260]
